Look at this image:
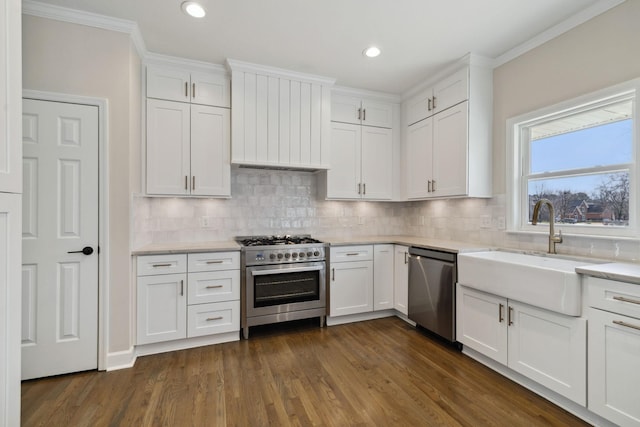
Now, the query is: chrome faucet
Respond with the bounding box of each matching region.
[532,198,563,254]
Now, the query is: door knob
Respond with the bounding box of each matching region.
[68,246,94,256]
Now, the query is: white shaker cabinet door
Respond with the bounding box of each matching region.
[360,99,393,129]
[456,285,508,365]
[361,126,392,200]
[431,67,468,114]
[373,245,394,311]
[190,71,230,107]
[588,307,640,426]
[330,260,373,317]
[393,245,409,315]
[190,105,230,196]
[147,66,191,103]
[331,95,361,125]
[432,101,468,197]
[137,273,187,345]
[326,122,361,199]
[406,118,433,199]
[146,99,190,195]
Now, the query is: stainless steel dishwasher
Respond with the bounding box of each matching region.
[408,247,457,343]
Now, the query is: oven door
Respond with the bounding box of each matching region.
[246,261,326,318]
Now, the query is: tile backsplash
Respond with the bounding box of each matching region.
[132,168,640,262]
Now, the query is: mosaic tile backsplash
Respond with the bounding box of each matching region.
[132,168,640,262]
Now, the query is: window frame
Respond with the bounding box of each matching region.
[506,79,640,238]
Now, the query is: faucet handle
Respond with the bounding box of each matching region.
[555,229,563,243]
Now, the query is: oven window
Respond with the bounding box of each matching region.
[254,270,320,307]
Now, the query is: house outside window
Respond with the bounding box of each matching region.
[507,79,639,237]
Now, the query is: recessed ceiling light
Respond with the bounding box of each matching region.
[181,1,206,18]
[363,46,381,58]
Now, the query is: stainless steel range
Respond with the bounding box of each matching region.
[237,235,327,339]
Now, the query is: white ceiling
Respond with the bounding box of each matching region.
[27,0,622,94]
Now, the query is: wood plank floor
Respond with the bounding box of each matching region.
[22,317,590,426]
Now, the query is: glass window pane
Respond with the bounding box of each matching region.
[527,171,629,226]
[530,119,632,174]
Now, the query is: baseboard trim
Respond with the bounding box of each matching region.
[135,332,240,358]
[105,347,136,371]
[327,309,395,326]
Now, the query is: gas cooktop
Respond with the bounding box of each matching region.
[236,235,323,247]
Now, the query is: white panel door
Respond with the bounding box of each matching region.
[406,118,433,199]
[393,245,409,315]
[432,102,468,197]
[508,301,586,405]
[361,126,392,200]
[21,99,99,380]
[190,105,230,196]
[326,122,361,199]
[146,99,190,195]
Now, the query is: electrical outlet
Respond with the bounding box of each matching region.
[480,215,491,229]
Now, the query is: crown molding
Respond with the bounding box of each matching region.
[22,0,147,58]
[493,0,626,67]
[145,52,228,75]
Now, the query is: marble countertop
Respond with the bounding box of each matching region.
[132,235,492,256]
[132,240,241,255]
[576,263,640,285]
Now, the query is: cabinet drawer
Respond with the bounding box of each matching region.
[137,254,187,276]
[187,301,239,338]
[586,277,640,320]
[188,251,240,272]
[188,270,240,304]
[330,245,373,262]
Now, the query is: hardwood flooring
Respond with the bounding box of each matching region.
[21,317,589,426]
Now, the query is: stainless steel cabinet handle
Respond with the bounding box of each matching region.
[613,320,640,331]
[185,82,188,97]
[613,295,640,305]
[404,252,408,264]
[206,316,223,321]
[192,176,195,191]
[508,306,514,326]
[185,176,188,190]
[345,253,359,256]
[206,260,224,264]
[428,98,432,112]
[206,285,224,289]
[332,268,335,281]
[363,183,366,195]
[363,108,366,121]
[432,180,437,192]
[358,183,361,195]
[499,304,504,323]
[428,180,432,192]
[152,263,172,268]
[357,108,361,120]
[432,96,437,109]
[192,83,195,98]
[180,280,184,296]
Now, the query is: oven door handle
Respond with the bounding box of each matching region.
[250,265,325,276]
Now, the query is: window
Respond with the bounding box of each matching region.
[507,80,639,236]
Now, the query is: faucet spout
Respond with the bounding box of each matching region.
[532,198,563,254]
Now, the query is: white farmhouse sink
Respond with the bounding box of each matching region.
[457,250,596,316]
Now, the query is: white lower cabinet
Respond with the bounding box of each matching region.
[587,277,640,426]
[393,245,409,315]
[330,246,373,316]
[457,285,586,405]
[374,244,394,311]
[137,252,239,346]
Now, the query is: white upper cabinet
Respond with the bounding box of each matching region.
[227,59,334,170]
[406,67,468,126]
[403,56,492,200]
[147,65,230,107]
[0,0,21,194]
[332,95,394,128]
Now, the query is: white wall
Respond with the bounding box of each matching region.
[22,16,139,354]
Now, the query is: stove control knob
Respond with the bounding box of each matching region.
[277,253,284,259]
[306,251,313,257]
[269,254,276,260]
[284,253,291,259]
[299,252,305,258]
[313,251,320,257]
[292,252,298,258]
